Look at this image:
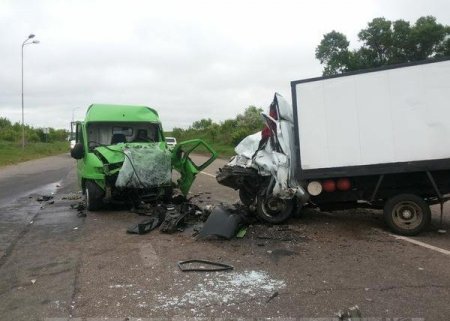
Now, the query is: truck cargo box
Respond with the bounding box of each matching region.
[291,58,450,179]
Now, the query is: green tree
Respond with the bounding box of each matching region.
[191,118,213,130]
[236,106,264,132]
[316,16,450,75]
[315,31,351,75]
[0,117,12,129]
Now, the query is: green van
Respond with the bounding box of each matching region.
[70,104,216,211]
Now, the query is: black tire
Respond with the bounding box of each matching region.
[239,188,256,206]
[256,195,294,224]
[383,194,431,236]
[85,180,104,211]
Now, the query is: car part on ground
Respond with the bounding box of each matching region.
[337,305,362,321]
[199,205,244,240]
[127,217,161,234]
[177,259,234,272]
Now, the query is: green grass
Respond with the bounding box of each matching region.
[0,141,69,167]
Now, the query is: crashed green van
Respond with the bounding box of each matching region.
[70,104,217,211]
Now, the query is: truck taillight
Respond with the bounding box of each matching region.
[337,178,351,191]
[322,179,336,192]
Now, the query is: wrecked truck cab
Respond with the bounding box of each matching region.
[72,104,217,211]
[217,93,307,224]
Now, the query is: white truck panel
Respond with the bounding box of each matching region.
[294,60,450,170]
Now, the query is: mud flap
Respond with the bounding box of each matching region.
[171,139,217,196]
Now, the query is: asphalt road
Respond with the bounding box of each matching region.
[0,153,449,320]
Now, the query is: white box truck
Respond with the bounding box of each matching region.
[218,58,450,235]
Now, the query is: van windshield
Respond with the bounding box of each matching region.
[86,122,162,150]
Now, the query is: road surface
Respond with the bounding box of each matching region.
[0,153,449,320]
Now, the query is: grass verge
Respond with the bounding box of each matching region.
[0,141,69,167]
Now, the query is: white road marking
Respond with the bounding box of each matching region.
[391,234,450,256]
[200,171,216,178]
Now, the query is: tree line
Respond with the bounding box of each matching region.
[316,16,450,75]
[0,117,68,143]
[171,106,265,147]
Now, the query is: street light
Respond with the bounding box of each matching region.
[21,34,39,149]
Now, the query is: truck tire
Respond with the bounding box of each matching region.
[383,194,430,236]
[256,195,294,224]
[85,180,104,211]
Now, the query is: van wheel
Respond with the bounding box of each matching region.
[85,180,104,211]
[256,195,294,224]
[383,194,430,236]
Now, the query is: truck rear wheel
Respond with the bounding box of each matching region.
[85,180,104,211]
[256,195,294,224]
[383,194,430,236]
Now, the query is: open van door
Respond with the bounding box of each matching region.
[171,139,217,195]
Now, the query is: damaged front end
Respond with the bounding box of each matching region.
[217,93,307,223]
[85,139,217,210]
[97,143,173,204]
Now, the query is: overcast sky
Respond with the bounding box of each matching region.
[0,0,449,130]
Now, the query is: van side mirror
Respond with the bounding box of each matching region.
[71,142,85,159]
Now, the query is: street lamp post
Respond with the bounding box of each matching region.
[21,34,39,149]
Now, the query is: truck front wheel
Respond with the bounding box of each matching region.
[383,194,431,236]
[256,195,294,224]
[85,180,104,211]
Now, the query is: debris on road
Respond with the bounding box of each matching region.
[62,193,82,200]
[153,270,285,313]
[199,205,245,240]
[127,217,162,235]
[177,259,234,272]
[266,290,279,303]
[36,195,53,202]
[337,305,362,321]
[160,204,190,234]
[70,201,87,217]
[236,227,247,238]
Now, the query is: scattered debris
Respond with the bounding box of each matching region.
[337,305,362,321]
[127,217,162,235]
[160,205,189,234]
[62,193,82,200]
[266,290,279,303]
[199,205,244,240]
[178,259,234,272]
[129,200,206,235]
[70,201,86,217]
[236,227,247,238]
[37,195,53,202]
[154,270,285,312]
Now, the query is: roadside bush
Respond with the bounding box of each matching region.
[0,128,18,142]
